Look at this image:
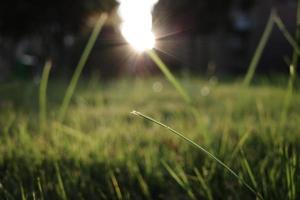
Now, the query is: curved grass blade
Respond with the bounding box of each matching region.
[131,110,264,200]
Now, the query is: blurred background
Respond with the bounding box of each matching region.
[0,0,297,81]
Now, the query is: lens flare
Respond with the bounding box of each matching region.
[118,0,158,52]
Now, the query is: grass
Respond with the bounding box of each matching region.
[0,77,299,199]
[39,61,52,130]
[131,110,262,199]
[0,4,299,199]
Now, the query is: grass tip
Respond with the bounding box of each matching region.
[131,110,140,116]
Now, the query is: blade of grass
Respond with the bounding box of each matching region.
[55,163,67,200]
[32,192,36,200]
[59,13,107,122]
[279,0,300,130]
[273,14,300,55]
[279,65,296,129]
[285,146,297,200]
[110,172,123,200]
[231,129,251,159]
[20,184,26,200]
[135,168,152,200]
[39,60,52,130]
[131,110,263,200]
[162,161,196,200]
[147,49,203,126]
[194,168,213,200]
[146,49,191,103]
[243,9,275,86]
[37,177,44,200]
[241,150,258,189]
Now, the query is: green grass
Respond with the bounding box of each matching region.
[0,77,299,199]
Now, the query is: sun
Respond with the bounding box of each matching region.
[118,0,158,52]
[121,24,156,52]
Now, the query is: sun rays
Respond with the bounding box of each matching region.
[117,0,158,52]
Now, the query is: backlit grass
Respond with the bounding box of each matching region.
[0,77,299,199]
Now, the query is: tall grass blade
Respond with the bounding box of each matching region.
[194,168,213,200]
[136,169,152,200]
[273,14,300,55]
[231,129,251,159]
[285,147,297,200]
[20,184,26,200]
[279,0,300,130]
[59,14,107,122]
[243,10,275,86]
[32,192,36,200]
[110,172,123,200]
[280,65,296,129]
[147,49,191,103]
[241,150,258,189]
[39,60,52,130]
[37,177,44,200]
[162,161,196,200]
[131,110,263,200]
[55,163,67,200]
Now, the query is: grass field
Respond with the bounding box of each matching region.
[0,77,299,199]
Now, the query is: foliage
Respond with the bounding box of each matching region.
[153,0,256,34]
[0,0,117,38]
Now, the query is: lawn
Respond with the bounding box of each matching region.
[0,77,299,199]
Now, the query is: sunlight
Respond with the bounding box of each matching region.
[118,0,158,52]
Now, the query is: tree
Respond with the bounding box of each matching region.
[153,0,257,73]
[0,0,118,77]
[0,0,117,38]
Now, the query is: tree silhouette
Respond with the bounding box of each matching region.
[0,0,117,38]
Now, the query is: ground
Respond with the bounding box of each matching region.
[0,77,299,199]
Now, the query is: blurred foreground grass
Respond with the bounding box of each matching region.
[0,77,299,199]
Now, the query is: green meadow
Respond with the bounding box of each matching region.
[0,77,299,199]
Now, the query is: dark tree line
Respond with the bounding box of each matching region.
[153,0,256,35]
[0,0,257,42]
[0,0,117,38]
[0,0,118,78]
[0,0,260,78]
[153,0,257,73]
